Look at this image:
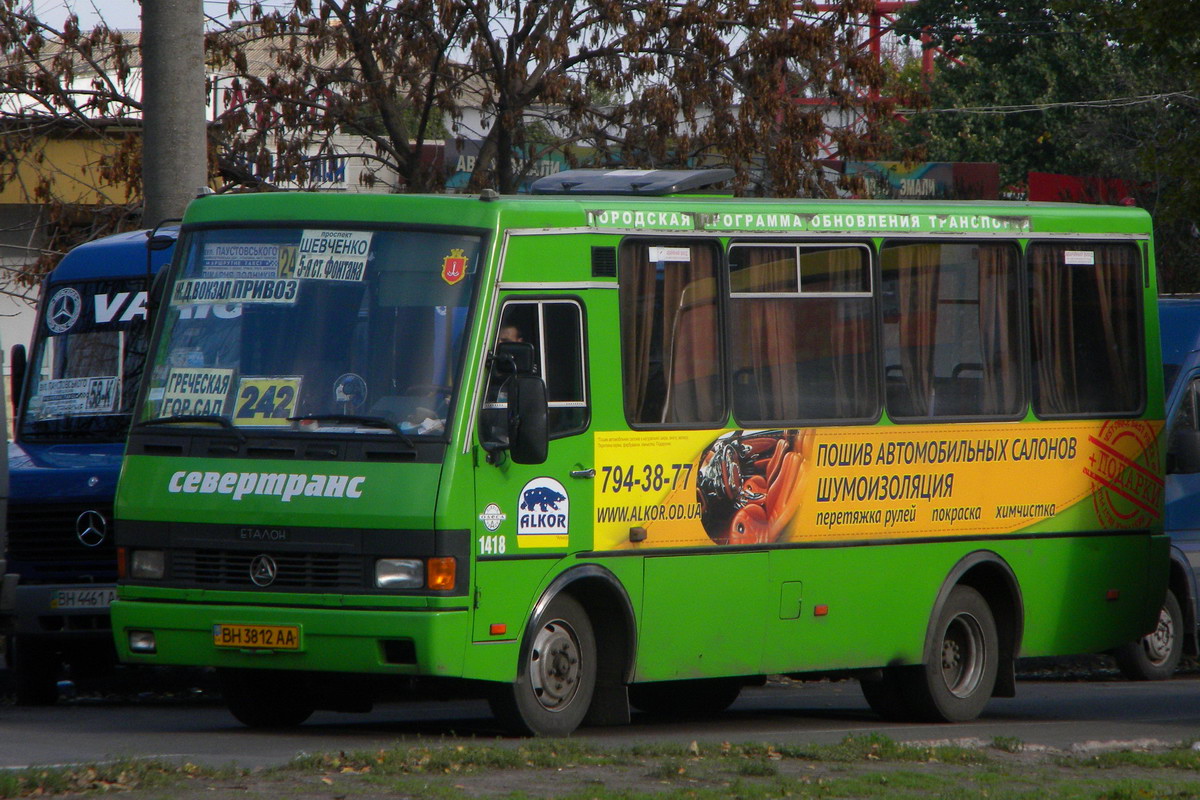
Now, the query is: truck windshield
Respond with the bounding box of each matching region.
[141,226,481,436]
[20,278,151,440]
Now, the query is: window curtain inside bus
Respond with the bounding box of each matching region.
[896,243,940,417]
[619,241,723,424]
[883,241,1022,419]
[1030,242,1142,415]
[977,244,1021,415]
[729,245,876,423]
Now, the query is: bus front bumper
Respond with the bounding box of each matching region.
[111,598,470,677]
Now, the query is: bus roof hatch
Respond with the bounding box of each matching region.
[530,168,734,196]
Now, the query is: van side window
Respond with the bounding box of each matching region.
[1169,378,1200,474]
[485,299,588,437]
[1029,242,1143,417]
[619,240,724,426]
[881,241,1023,419]
[728,242,877,424]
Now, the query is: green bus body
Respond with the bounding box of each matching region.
[112,174,1168,733]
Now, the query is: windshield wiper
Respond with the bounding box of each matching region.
[287,414,417,448]
[134,414,247,442]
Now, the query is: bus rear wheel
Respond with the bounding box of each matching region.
[218,668,315,728]
[903,585,998,722]
[490,593,596,736]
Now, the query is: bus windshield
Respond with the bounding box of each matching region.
[142,226,481,436]
[21,278,151,441]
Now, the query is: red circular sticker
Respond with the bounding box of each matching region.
[1085,420,1163,529]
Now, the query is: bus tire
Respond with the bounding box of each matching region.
[859,668,913,721]
[13,638,60,706]
[629,678,742,717]
[490,593,596,736]
[218,668,315,728]
[903,585,998,722]
[1114,589,1183,681]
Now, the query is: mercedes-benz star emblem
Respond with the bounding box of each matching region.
[249,554,278,587]
[75,510,107,547]
[47,287,83,334]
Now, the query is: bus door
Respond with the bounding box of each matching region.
[471,296,592,642]
[612,237,772,682]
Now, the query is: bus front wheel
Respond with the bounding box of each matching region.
[218,668,315,728]
[904,585,998,722]
[490,593,596,736]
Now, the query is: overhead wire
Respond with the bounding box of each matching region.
[897,91,1197,115]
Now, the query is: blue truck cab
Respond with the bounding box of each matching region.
[3,228,175,703]
[1114,296,1200,679]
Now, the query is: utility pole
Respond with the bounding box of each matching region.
[141,0,207,228]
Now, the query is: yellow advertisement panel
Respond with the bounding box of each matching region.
[593,420,1162,551]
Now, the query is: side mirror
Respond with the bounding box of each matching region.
[492,341,537,376]
[144,220,178,324]
[9,343,25,421]
[507,375,548,465]
[147,266,171,325]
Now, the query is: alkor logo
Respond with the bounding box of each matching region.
[167,470,365,502]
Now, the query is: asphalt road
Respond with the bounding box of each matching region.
[3,674,1200,770]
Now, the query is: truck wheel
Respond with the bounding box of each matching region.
[901,585,998,722]
[629,678,742,717]
[490,593,596,736]
[1114,589,1183,681]
[218,668,315,728]
[13,638,60,706]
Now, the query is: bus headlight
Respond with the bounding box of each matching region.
[128,630,157,653]
[375,558,423,588]
[130,550,165,580]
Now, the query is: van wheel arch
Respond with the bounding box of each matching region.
[1167,547,1198,657]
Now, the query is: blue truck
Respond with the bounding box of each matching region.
[1113,296,1200,679]
[3,228,175,703]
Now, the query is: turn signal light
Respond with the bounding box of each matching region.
[427,557,456,591]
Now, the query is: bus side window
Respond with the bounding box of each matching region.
[619,240,724,426]
[1029,242,1144,417]
[728,242,877,424]
[880,241,1022,420]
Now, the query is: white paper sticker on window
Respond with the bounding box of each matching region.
[294,230,373,282]
[38,376,119,417]
[648,246,691,263]
[202,243,284,279]
[1064,250,1096,266]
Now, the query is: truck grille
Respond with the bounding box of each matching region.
[6,502,116,584]
[171,549,366,590]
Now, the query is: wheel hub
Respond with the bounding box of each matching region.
[1142,605,1175,665]
[941,612,985,698]
[529,618,581,711]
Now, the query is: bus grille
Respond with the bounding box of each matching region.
[172,549,365,590]
[6,502,116,584]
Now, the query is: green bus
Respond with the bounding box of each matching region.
[111,169,1167,735]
